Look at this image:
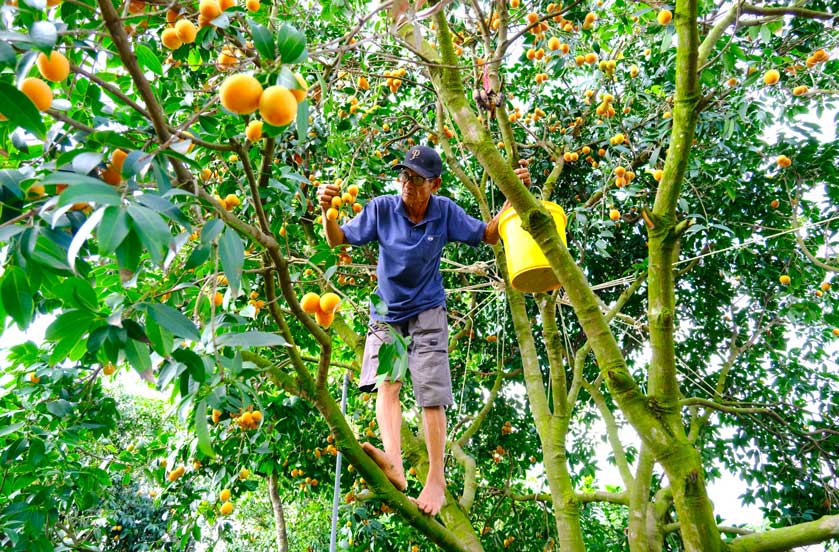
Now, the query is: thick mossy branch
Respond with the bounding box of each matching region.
[725,515,839,552]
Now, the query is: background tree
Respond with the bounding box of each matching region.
[0,0,837,551]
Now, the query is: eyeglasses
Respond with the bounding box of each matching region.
[398,170,432,186]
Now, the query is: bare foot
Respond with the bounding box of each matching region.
[361,442,407,491]
[411,478,446,516]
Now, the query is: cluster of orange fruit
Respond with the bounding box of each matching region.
[313,444,338,458]
[212,192,241,210]
[805,48,829,68]
[219,72,307,128]
[501,420,513,435]
[533,72,549,84]
[776,155,792,168]
[492,444,506,463]
[4,50,69,121]
[167,464,186,482]
[234,410,263,430]
[613,166,637,188]
[325,183,362,222]
[525,47,546,61]
[598,59,618,75]
[300,291,341,328]
[503,536,517,548]
[595,92,617,118]
[609,132,626,146]
[383,68,407,94]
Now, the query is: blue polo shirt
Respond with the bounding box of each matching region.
[341,194,486,323]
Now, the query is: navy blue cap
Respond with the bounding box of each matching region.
[393,145,442,179]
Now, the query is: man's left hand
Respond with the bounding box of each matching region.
[514,167,531,187]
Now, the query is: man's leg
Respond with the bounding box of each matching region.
[361,381,407,491]
[413,405,447,516]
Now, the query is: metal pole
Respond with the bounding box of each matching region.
[329,371,350,552]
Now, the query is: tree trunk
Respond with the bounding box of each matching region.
[267,473,289,552]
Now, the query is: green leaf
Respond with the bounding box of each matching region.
[124,338,152,374]
[0,42,16,69]
[248,20,275,60]
[145,315,173,357]
[184,243,211,271]
[127,204,171,265]
[195,399,216,459]
[121,150,153,179]
[115,229,142,277]
[218,228,244,294]
[216,331,289,347]
[57,182,122,208]
[29,21,57,50]
[45,309,95,364]
[147,303,200,341]
[67,206,105,271]
[200,219,224,244]
[134,43,163,75]
[0,82,45,139]
[46,399,74,417]
[1,266,33,329]
[72,152,104,175]
[276,24,307,64]
[297,100,308,143]
[98,206,130,254]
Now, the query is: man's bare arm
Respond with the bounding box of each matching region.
[483,167,531,244]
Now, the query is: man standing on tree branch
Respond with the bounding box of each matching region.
[317,146,529,516]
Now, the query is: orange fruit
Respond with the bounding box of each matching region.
[217,47,238,70]
[547,36,560,50]
[352,203,362,213]
[326,207,339,220]
[357,76,369,90]
[224,194,240,209]
[609,209,620,221]
[127,0,145,14]
[347,184,359,196]
[245,0,258,11]
[341,192,353,204]
[199,0,221,20]
[300,292,321,313]
[20,77,53,111]
[259,85,297,127]
[28,373,40,384]
[220,488,231,502]
[657,9,672,25]
[832,328,839,337]
[166,7,179,22]
[220,501,234,515]
[245,119,263,141]
[36,51,70,82]
[584,52,598,64]
[220,0,235,8]
[653,169,664,182]
[331,196,343,209]
[174,19,197,43]
[779,274,791,285]
[201,168,212,180]
[220,74,263,115]
[290,73,308,102]
[526,12,538,24]
[111,149,128,174]
[315,310,335,328]
[103,363,116,375]
[239,468,250,480]
[776,155,791,168]
[763,69,780,85]
[252,410,262,422]
[213,291,224,306]
[820,282,831,291]
[792,85,809,96]
[161,27,183,49]
[770,199,780,209]
[319,292,341,313]
[101,165,121,185]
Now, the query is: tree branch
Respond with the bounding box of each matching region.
[725,514,839,552]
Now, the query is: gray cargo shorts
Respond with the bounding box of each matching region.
[358,306,452,408]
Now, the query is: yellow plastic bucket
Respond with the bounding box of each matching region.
[498,201,567,293]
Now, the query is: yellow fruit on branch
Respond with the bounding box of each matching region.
[199,0,221,19]
[220,488,231,502]
[161,27,183,50]
[763,69,780,86]
[326,207,339,221]
[20,77,53,111]
[212,409,222,423]
[220,0,235,9]
[239,468,250,480]
[657,9,672,25]
[301,292,321,314]
[290,73,308,102]
[213,291,224,306]
[36,51,70,82]
[258,85,297,127]
[779,274,791,285]
[220,74,263,115]
[103,363,116,375]
[224,193,240,209]
[245,119,263,141]
[217,47,238,70]
[792,85,809,96]
[245,0,258,11]
[653,169,664,182]
[315,310,335,328]
[174,19,197,44]
[776,155,791,168]
[220,501,234,515]
[319,292,341,313]
[357,76,369,90]
[609,208,621,221]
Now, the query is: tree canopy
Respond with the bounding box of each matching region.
[0,0,838,551]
